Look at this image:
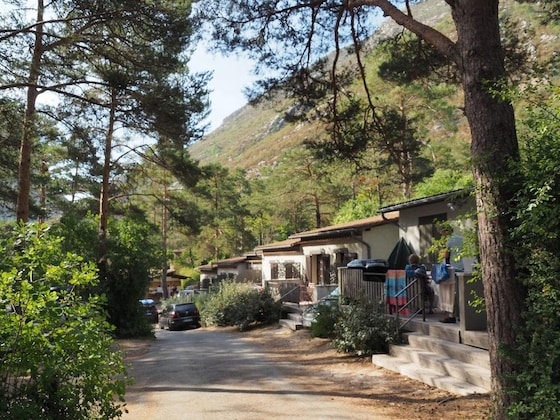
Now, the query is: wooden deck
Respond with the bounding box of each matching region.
[338,266,488,350]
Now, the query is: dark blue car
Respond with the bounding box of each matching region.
[139,299,159,323]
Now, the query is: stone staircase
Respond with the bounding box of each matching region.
[278,303,491,396]
[371,316,491,396]
[278,303,305,331]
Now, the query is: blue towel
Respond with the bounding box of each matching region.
[431,263,450,284]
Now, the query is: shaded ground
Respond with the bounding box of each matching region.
[118,325,492,419]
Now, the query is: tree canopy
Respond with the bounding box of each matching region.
[0,0,208,222]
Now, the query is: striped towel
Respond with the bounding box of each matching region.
[385,269,409,315]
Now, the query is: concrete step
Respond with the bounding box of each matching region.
[462,330,489,349]
[395,315,460,340]
[399,315,489,350]
[389,345,491,390]
[370,353,488,396]
[279,318,302,331]
[404,332,490,369]
[281,302,311,314]
[287,312,302,323]
[281,302,303,314]
[426,322,462,343]
[371,331,491,395]
[279,303,307,330]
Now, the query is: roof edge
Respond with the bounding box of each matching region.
[379,189,472,213]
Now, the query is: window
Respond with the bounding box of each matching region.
[334,249,356,266]
[271,262,278,279]
[270,262,300,279]
[284,262,300,279]
[419,213,447,265]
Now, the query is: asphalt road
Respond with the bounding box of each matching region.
[123,327,379,420]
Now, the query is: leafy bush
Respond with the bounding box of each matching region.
[308,302,340,338]
[199,281,280,331]
[332,300,398,356]
[506,85,560,419]
[52,212,160,338]
[0,223,128,419]
[105,215,161,338]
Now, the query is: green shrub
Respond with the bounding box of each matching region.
[332,300,398,356]
[0,223,128,419]
[199,281,280,331]
[104,215,161,338]
[52,212,160,338]
[505,85,560,418]
[309,302,340,338]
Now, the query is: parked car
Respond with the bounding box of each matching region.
[158,302,200,330]
[139,299,158,323]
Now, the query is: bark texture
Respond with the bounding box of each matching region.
[357,1,525,417]
[16,0,44,222]
[450,2,524,417]
[98,88,117,273]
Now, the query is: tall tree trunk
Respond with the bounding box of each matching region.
[16,0,44,223]
[38,155,47,224]
[312,192,321,228]
[360,1,525,416]
[450,2,525,416]
[161,184,169,299]
[98,88,116,277]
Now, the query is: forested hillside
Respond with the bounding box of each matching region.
[191,0,556,173]
[183,0,560,264]
[189,0,455,172]
[183,0,559,265]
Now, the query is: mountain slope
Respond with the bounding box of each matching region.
[189,0,558,176]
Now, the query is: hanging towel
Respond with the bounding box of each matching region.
[385,269,409,316]
[436,266,455,313]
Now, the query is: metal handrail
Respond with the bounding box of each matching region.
[277,283,303,302]
[394,276,426,335]
[277,283,307,322]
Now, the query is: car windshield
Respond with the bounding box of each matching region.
[175,304,195,311]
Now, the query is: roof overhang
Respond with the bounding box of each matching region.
[195,254,262,271]
[289,212,399,241]
[379,189,472,213]
[254,238,301,253]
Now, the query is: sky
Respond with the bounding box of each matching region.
[188,10,386,134]
[189,46,257,133]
